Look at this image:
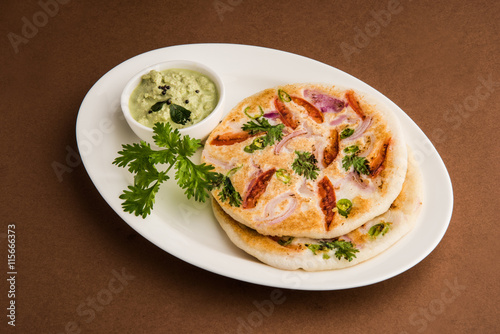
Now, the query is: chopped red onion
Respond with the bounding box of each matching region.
[274,128,308,154]
[329,114,347,126]
[256,192,298,226]
[298,179,315,197]
[304,89,345,113]
[263,112,280,119]
[348,171,375,192]
[359,134,375,158]
[348,117,372,140]
[202,151,235,170]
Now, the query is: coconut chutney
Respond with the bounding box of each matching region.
[129,68,218,129]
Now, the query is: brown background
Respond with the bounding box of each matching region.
[1,0,499,333]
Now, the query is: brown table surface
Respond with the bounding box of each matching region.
[1,0,499,333]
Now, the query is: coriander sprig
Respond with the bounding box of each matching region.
[210,165,243,207]
[291,151,320,180]
[342,145,369,175]
[113,122,240,218]
[241,116,284,150]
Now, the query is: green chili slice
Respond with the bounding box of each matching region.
[368,222,392,238]
[343,145,359,154]
[227,164,243,177]
[278,89,291,102]
[336,199,353,218]
[244,105,264,119]
[340,128,355,139]
[276,169,291,184]
[244,137,266,153]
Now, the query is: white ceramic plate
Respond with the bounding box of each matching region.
[76,44,453,290]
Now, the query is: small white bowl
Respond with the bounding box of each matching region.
[121,60,225,145]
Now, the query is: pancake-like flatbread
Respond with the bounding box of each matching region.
[203,83,407,238]
[213,151,423,271]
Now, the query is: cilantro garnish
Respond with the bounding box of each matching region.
[306,240,359,262]
[241,116,284,150]
[113,122,240,218]
[291,151,320,180]
[210,166,242,207]
[342,145,369,175]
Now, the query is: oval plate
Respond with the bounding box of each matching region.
[76,44,453,290]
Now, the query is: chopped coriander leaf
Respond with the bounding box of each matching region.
[209,166,243,207]
[342,154,369,175]
[241,116,285,150]
[217,176,242,207]
[306,243,322,255]
[291,151,320,180]
[305,240,359,261]
[328,240,359,261]
[340,128,354,139]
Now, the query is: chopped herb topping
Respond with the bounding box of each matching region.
[291,151,320,180]
[342,145,369,175]
[210,165,243,207]
[306,240,359,262]
[241,116,284,150]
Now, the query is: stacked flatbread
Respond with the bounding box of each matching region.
[202,84,423,271]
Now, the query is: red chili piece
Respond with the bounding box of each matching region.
[274,97,299,129]
[318,176,336,230]
[291,96,324,124]
[210,132,252,146]
[345,90,366,120]
[369,138,391,177]
[323,129,339,168]
[242,168,276,209]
